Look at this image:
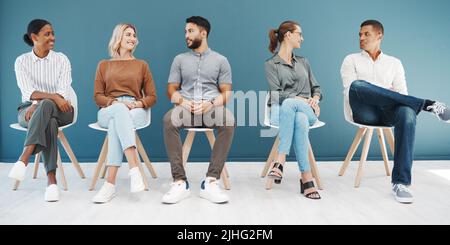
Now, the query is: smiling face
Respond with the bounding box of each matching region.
[287,25,303,49]
[120,27,138,52]
[185,23,206,49]
[31,24,55,51]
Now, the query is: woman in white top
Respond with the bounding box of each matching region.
[8,19,75,202]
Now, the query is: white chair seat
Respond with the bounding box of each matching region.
[184,127,214,132]
[10,122,76,132]
[88,122,149,132]
[347,120,393,129]
[10,123,28,132]
[264,120,326,130]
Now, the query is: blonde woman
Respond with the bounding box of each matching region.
[92,23,157,203]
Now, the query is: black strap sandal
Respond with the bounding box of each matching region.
[267,162,283,184]
[300,179,321,200]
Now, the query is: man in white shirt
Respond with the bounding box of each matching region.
[341,20,450,204]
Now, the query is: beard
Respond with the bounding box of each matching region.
[186,37,202,49]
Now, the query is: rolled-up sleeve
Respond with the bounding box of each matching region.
[305,58,322,101]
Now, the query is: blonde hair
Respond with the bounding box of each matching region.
[108,23,138,58]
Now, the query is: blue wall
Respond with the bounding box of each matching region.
[1,0,450,162]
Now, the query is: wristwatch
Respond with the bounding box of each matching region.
[209,98,216,106]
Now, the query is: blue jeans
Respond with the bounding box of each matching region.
[270,98,318,172]
[349,80,426,185]
[98,96,149,167]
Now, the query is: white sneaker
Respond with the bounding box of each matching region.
[92,182,116,204]
[162,180,191,204]
[129,167,145,193]
[199,177,229,204]
[8,161,27,181]
[45,184,59,202]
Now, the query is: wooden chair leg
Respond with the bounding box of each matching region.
[56,149,68,191]
[58,131,85,179]
[89,137,108,191]
[12,180,20,191]
[182,131,196,169]
[223,165,230,178]
[33,153,41,179]
[136,134,157,178]
[377,129,391,176]
[265,161,276,190]
[261,136,280,177]
[339,128,367,176]
[383,128,395,155]
[264,137,280,190]
[135,149,149,191]
[205,131,231,190]
[220,166,231,190]
[308,143,323,190]
[355,129,373,188]
[100,164,108,179]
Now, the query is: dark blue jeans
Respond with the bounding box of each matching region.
[349,80,426,185]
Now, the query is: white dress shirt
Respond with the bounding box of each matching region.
[340,50,408,122]
[15,50,72,103]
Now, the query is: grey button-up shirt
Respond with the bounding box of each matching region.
[168,48,232,101]
[265,54,322,105]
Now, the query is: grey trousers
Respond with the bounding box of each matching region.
[163,105,235,181]
[18,99,74,174]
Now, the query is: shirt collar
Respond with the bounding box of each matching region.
[190,48,212,57]
[273,53,299,65]
[31,49,53,62]
[360,49,384,61]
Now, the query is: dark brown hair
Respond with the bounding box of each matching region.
[268,20,300,53]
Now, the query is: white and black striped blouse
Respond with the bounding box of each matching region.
[15,50,72,102]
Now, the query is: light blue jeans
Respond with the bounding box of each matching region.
[270,98,318,172]
[98,96,149,167]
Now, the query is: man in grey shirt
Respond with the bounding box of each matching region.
[162,16,235,205]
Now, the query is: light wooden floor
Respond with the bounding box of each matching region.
[1,161,450,225]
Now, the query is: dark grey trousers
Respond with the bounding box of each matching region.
[163,106,235,181]
[18,99,73,174]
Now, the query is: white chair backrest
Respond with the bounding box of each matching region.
[145,108,151,126]
[343,97,354,124]
[68,87,78,124]
[264,93,271,127]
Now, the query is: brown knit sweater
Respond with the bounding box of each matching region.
[93,59,157,108]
